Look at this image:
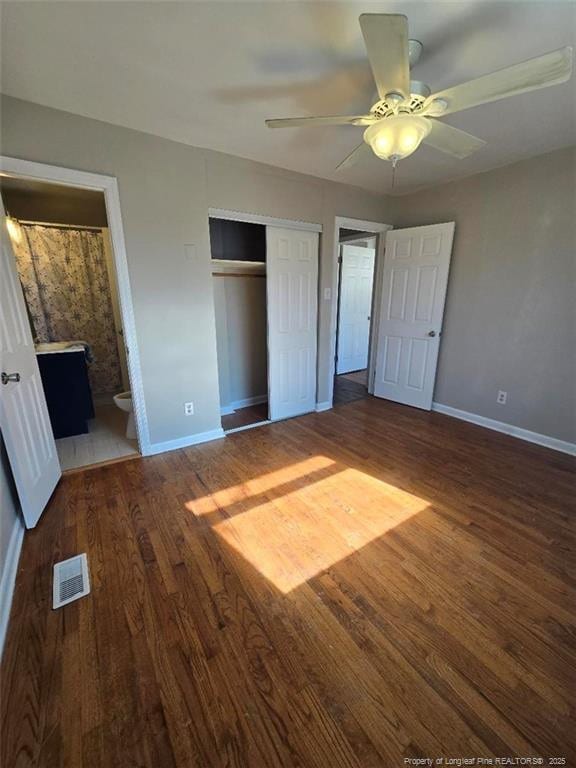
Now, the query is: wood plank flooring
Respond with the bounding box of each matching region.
[340,369,368,386]
[2,397,575,767]
[221,402,269,431]
[333,372,368,405]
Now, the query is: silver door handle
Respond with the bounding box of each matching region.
[427,331,436,337]
[1,372,21,385]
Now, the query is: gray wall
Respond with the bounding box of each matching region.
[392,146,576,443]
[3,96,572,447]
[213,275,267,409]
[1,96,389,445]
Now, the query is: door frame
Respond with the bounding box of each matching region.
[328,217,392,408]
[0,156,150,454]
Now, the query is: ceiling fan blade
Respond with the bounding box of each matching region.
[424,47,573,117]
[359,14,410,100]
[266,115,373,129]
[423,120,486,159]
[336,142,372,171]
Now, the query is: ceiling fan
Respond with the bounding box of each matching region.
[265,14,573,171]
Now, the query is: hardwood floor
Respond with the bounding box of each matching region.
[221,402,269,431]
[333,371,368,405]
[2,397,575,767]
[340,369,368,386]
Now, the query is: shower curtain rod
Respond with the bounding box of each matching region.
[17,219,104,232]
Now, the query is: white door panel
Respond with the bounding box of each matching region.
[336,245,375,374]
[0,202,61,528]
[374,223,455,410]
[267,227,318,420]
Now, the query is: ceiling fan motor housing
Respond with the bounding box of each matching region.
[371,80,431,119]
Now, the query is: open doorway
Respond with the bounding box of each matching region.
[328,217,392,409]
[334,228,377,406]
[210,217,270,433]
[1,176,139,470]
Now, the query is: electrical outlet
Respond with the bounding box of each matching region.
[497,390,507,405]
[184,401,194,416]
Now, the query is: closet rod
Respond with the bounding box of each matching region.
[17,219,104,233]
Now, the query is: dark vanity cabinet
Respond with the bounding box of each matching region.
[36,350,95,438]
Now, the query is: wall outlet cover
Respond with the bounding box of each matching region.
[497,390,507,405]
[184,401,194,415]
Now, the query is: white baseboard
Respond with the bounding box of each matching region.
[225,419,272,435]
[315,401,332,413]
[0,516,25,660]
[432,402,576,456]
[145,427,225,456]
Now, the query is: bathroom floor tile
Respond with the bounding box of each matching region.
[55,404,138,471]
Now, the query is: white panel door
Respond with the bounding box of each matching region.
[267,227,319,420]
[0,202,61,528]
[374,223,455,410]
[336,244,375,374]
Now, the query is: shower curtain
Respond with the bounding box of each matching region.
[13,223,122,395]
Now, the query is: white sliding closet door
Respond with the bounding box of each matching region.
[266,227,319,420]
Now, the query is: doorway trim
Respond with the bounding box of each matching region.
[0,156,150,454]
[328,216,392,408]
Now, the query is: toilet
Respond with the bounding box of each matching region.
[113,391,136,439]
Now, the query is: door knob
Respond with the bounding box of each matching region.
[427,331,436,337]
[2,372,21,385]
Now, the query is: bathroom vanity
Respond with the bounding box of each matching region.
[36,343,95,438]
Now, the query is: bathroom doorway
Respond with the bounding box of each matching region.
[1,173,140,471]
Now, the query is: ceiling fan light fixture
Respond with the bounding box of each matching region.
[364,115,431,162]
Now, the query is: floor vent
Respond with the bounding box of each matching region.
[53,553,91,609]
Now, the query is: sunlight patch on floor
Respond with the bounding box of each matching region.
[186,456,429,593]
[184,455,337,518]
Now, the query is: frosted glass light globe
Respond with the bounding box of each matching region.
[364,115,431,162]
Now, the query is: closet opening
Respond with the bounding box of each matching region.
[210,217,270,433]
[1,175,139,471]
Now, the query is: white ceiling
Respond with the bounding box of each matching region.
[1,1,575,195]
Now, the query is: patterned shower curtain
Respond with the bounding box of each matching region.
[13,223,122,395]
